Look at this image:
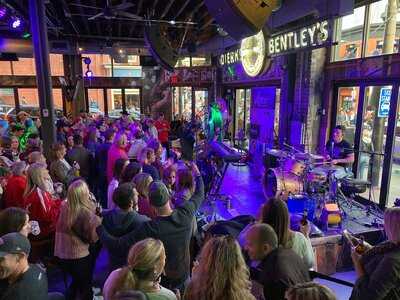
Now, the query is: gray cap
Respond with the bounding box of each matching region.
[149,181,170,207]
[0,233,31,257]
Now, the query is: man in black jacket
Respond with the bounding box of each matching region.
[97,165,204,291]
[245,223,310,300]
[102,182,150,270]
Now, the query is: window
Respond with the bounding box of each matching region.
[82,54,112,77]
[336,87,360,146]
[366,0,400,57]
[332,0,400,61]
[333,6,366,61]
[0,62,12,75]
[50,54,64,76]
[12,57,37,75]
[175,56,212,67]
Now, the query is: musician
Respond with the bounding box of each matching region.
[325,125,355,176]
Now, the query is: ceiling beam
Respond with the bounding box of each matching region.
[199,16,214,31]
[151,0,159,17]
[128,0,144,37]
[160,0,175,19]
[92,0,101,37]
[173,0,191,20]
[60,0,80,35]
[75,0,91,35]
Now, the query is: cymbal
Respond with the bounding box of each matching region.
[294,153,324,161]
[266,149,287,158]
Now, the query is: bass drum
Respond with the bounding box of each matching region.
[263,168,303,199]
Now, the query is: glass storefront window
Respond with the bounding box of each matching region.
[366,0,400,57]
[107,89,123,118]
[191,56,211,66]
[125,88,141,119]
[172,87,192,120]
[358,86,392,204]
[388,87,400,207]
[13,57,37,75]
[49,54,64,76]
[0,61,12,75]
[52,89,63,116]
[336,87,360,146]
[194,90,208,124]
[333,6,365,61]
[82,54,112,77]
[87,89,105,116]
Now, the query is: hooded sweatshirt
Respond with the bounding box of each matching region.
[102,208,150,270]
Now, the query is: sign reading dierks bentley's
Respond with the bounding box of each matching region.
[267,20,330,56]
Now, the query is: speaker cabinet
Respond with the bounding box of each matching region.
[144,24,179,72]
[205,0,281,40]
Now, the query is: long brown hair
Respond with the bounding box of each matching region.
[286,282,337,300]
[260,198,292,248]
[184,235,255,300]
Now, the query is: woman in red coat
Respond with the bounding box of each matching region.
[3,161,27,208]
[23,162,61,240]
[106,132,128,183]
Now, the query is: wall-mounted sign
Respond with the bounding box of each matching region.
[267,20,330,56]
[219,49,240,66]
[167,67,216,86]
[219,30,269,77]
[378,87,392,117]
[241,30,269,77]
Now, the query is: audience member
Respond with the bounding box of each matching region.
[260,198,314,269]
[66,134,92,181]
[286,282,337,300]
[0,207,31,237]
[97,165,204,291]
[102,183,150,270]
[23,163,61,240]
[128,130,146,161]
[120,162,142,184]
[107,133,128,183]
[54,179,101,300]
[245,223,310,300]
[140,147,160,180]
[103,238,178,300]
[107,158,129,210]
[49,143,78,186]
[184,235,255,300]
[162,165,176,195]
[3,161,27,208]
[0,233,49,300]
[95,129,115,207]
[350,207,400,300]
[173,168,194,207]
[133,173,155,219]
[154,113,170,157]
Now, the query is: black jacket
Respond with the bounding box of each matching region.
[97,176,204,288]
[250,247,310,300]
[350,242,400,300]
[102,208,150,270]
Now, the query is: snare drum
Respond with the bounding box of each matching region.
[263,168,303,199]
[283,158,305,176]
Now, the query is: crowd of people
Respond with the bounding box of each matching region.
[0,109,399,300]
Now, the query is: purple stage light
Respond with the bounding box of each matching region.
[0,7,6,19]
[11,17,22,29]
[85,70,93,77]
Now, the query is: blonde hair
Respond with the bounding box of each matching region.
[286,282,337,300]
[24,163,49,196]
[133,173,153,198]
[114,133,127,148]
[184,236,255,300]
[65,179,95,227]
[108,239,165,297]
[384,207,400,243]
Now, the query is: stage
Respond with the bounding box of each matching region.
[202,163,385,275]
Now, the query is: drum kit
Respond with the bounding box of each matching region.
[263,147,351,228]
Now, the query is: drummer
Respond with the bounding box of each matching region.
[325,125,354,177]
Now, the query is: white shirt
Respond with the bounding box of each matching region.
[107,179,119,210]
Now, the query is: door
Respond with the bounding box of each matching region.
[234,88,251,147]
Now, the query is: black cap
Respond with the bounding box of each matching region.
[0,233,31,257]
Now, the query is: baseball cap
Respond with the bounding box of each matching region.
[0,233,31,258]
[149,181,170,207]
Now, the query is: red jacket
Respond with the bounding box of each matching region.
[154,120,170,143]
[3,175,27,208]
[23,187,61,239]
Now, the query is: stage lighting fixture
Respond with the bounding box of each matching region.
[85,70,93,77]
[0,6,6,19]
[10,17,22,29]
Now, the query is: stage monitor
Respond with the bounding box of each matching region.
[205,0,281,41]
